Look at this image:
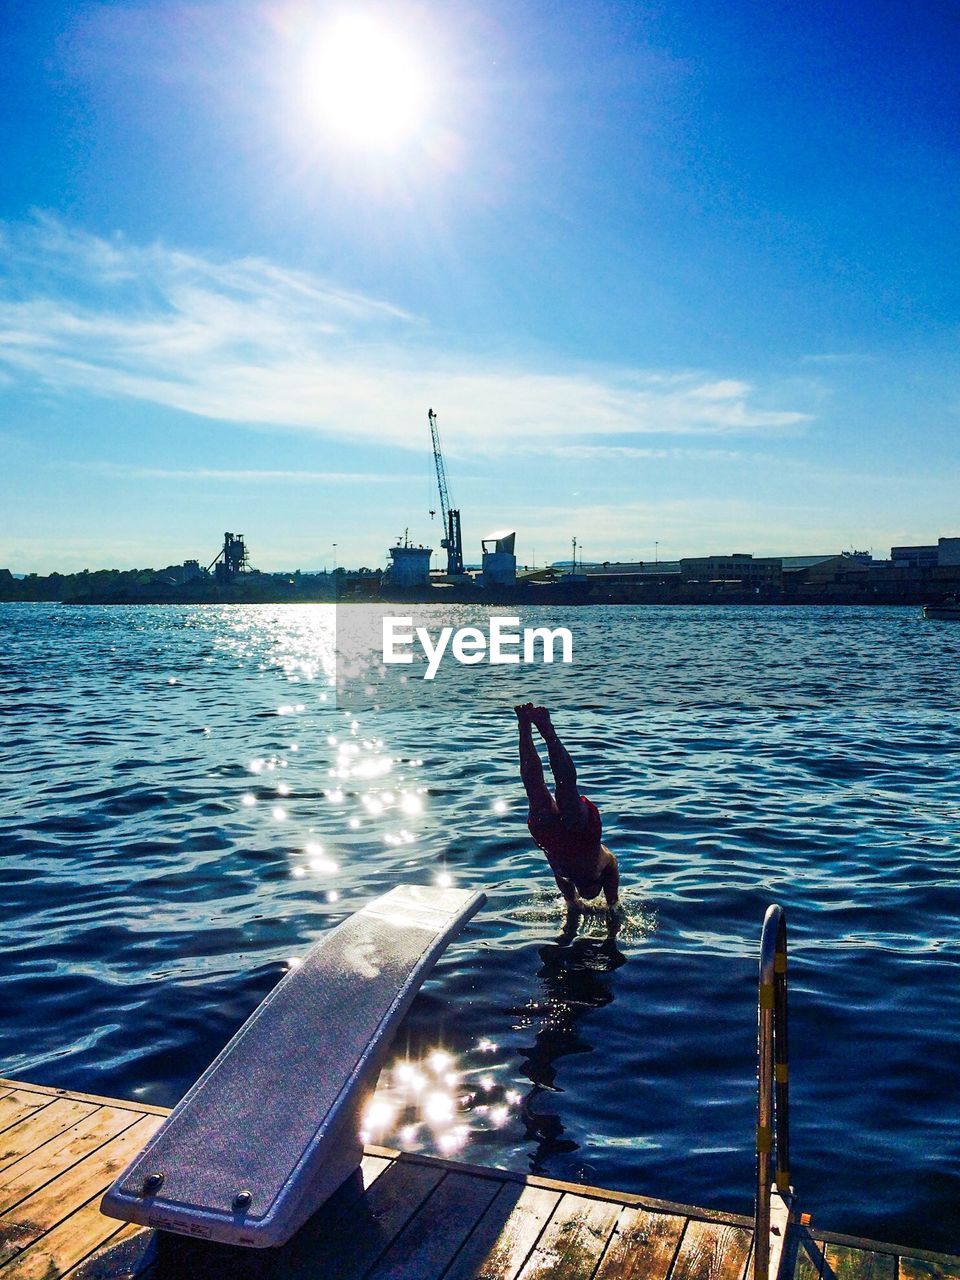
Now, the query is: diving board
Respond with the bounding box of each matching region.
[101,884,485,1248]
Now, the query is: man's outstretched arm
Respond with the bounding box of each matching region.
[601,857,620,908]
[552,870,580,907]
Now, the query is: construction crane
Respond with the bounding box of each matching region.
[428,408,464,576]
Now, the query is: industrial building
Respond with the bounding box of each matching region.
[211,532,249,583]
[679,554,783,588]
[892,537,960,569]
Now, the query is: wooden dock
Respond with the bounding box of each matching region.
[1,1078,957,1280]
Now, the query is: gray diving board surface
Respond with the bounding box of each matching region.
[101,883,485,1249]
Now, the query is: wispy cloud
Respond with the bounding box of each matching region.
[78,462,415,483]
[0,217,812,448]
[547,444,747,462]
[800,352,877,366]
[546,444,912,488]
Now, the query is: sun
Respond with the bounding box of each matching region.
[305,14,430,150]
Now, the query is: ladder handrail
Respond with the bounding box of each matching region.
[754,903,790,1280]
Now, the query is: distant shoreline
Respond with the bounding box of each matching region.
[6,550,958,610]
[0,586,942,609]
[4,559,957,609]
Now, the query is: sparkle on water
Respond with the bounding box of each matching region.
[361,1040,521,1155]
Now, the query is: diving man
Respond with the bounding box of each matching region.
[516,703,619,912]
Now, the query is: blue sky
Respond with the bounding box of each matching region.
[2,0,958,572]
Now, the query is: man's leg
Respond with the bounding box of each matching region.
[516,705,552,813]
[529,707,584,825]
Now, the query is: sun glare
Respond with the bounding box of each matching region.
[306,15,429,150]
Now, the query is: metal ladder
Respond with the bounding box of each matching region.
[754,903,792,1280]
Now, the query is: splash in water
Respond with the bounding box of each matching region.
[507,886,657,945]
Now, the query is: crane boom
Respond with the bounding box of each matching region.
[428,408,451,531]
[427,408,464,576]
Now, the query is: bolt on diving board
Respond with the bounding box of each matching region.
[100,884,485,1249]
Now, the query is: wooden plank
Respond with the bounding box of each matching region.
[358,1147,754,1231]
[0,1196,139,1279]
[819,1237,958,1268]
[0,1083,167,1120]
[521,1173,754,1229]
[0,1096,53,1139]
[364,1144,403,1160]
[822,1244,897,1280]
[366,1170,504,1280]
[899,1260,960,1280]
[360,1153,394,1189]
[515,1192,622,1280]
[670,1218,754,1280]
[595,1205,687,1280]
[277,1155,447,1280]
[0,1100,98,1175]
[0,1116,161,1264]
[444,1183,562,1280]
[0,1109,142,1211]
[62,1224,157,1280]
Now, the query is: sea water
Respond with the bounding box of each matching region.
[1,602,959,1251]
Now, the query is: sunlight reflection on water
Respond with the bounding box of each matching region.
[361,1041,525,1156]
